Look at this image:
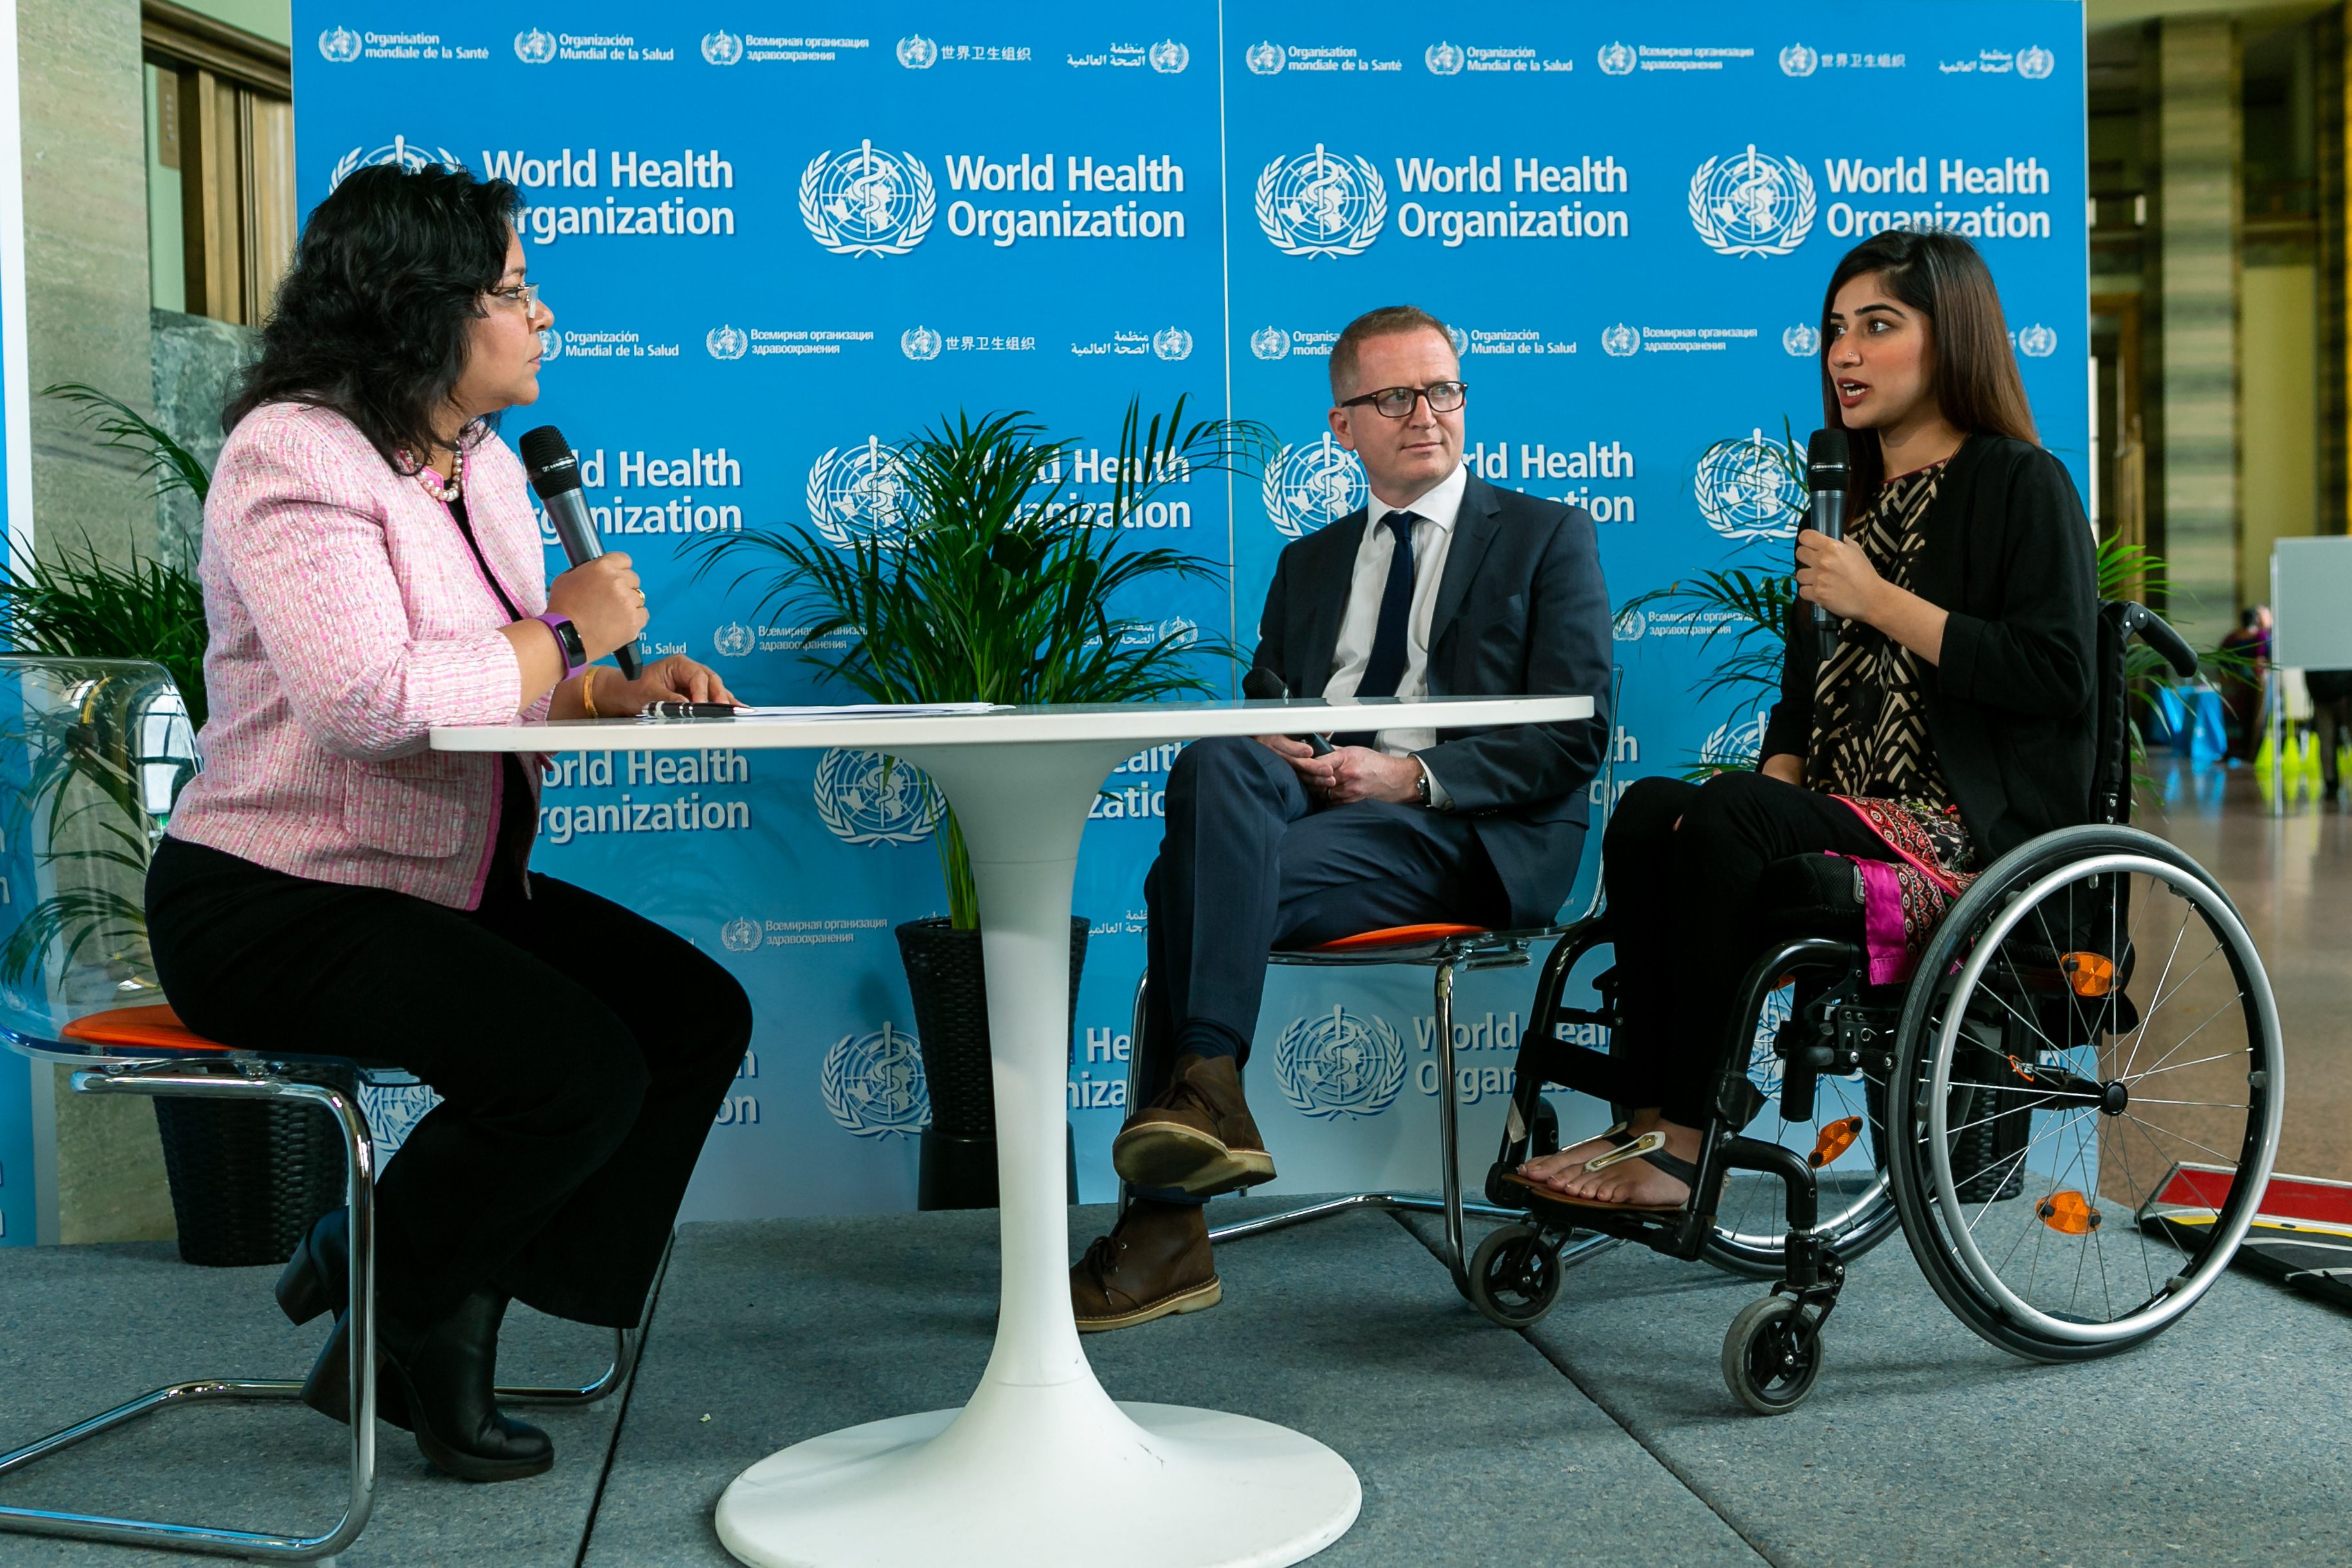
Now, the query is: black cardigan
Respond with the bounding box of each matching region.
[1760,434,2099,863]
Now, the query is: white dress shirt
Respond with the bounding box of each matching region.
[1321,459,1469,803]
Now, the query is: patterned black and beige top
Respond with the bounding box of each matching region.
[1805,458,1977,878]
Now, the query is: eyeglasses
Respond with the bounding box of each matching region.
[1338,381,1468,419]
[487,281,543,313]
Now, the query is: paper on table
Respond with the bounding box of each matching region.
[722,702,1009,719]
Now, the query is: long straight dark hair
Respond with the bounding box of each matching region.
[1817,230,2038,501]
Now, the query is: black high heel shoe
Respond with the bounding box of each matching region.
[275,1209,348,1325]
[300,1288,552,1483]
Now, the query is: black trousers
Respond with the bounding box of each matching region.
[145,834,752,1329]
[1135,735,1526,1099]
[1604,771,1896,1126]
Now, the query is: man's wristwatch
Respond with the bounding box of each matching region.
[534,612,587,676]
[1413,759,1433,807]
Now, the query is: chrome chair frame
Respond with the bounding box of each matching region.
[0,1042,642,1562]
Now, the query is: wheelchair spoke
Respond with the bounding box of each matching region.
[2126,990,2246,1084]
[2124,1045,2246,1083]
[2121,901,2198,1079]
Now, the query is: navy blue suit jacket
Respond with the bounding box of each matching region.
[1249,472,1614,926]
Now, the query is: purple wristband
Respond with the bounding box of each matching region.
[534,612,586,675]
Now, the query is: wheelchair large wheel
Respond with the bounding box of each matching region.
[1701,982,1903,1279]
[1887,825,2283,1362]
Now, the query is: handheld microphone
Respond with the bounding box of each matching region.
[1242,666,1334,755]
[519,425,640,680]
[1805,428,1852,664]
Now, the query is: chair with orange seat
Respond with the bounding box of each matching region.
[0,659,634,1560]
[1119,703,1624,1297]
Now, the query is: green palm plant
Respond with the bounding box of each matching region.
[691,396,1272,926]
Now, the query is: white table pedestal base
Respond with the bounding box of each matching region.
[714,1378,1360,1568]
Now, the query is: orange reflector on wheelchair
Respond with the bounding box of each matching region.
[1808,1117,1863,1169]
[2037,1191,2103,1235]
[2061,951,2115,998]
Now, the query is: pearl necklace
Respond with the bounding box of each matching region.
[407,453,466,503]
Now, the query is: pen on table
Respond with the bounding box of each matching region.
[639,702,741,719]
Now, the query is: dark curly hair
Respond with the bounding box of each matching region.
[225,161,523,471]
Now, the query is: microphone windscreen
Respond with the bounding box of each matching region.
[517,425,583,496]
[1806,427,1851,491]
[1242,667,1290,701]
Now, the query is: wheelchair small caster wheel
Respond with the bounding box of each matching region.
[1468,1223,1560,1329]
[1721,1296,1822,1415]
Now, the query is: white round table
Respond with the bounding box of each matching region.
[434,694,1592,1568]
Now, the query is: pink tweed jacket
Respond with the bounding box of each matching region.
[166,402,553,910]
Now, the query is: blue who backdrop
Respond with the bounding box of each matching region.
[286,1,2088,1220]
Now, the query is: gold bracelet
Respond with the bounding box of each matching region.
[580,665,600,719]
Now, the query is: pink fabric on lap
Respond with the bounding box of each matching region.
[1843,854,1916,986]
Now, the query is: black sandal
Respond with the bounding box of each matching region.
[1501,1122,1701,1214]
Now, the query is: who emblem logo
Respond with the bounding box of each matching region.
[318,26,362,62]
[712,622,755,657]
[1779,43,1819,77]
[514,28,557,64]
[813,749,945,845]
[2015,323,2058,359]
[820,1023,931,1139]
[538,329,562,361]
[801,142,936,257]
[808,437,914,548]
[1273,1005,1407,1119]
[701,32,744,66]
[1155,616,1198,649]
[1703,708,1772,768]
[1447,324,1469,356]
[1782,323,1820,357]
[1600,324,1641,358]
[1597,42,1637,76]
[1150,40,1190,74]
[1152,327,1193,361]
[1257,146,1386,258]
[1263,435,1368,540]
[901,325,943,361]
[706,324,749,360]
[1696,428,1805,541]
[2016,44,2056,80]
[1425,42,1463,76]
[1688,146,1817,258]
[1249,326,1292,361]
[1611,608,1648,644]
[896,35,939,69]
[720,917,763,954]
[330,136,466,191]
[1244,41,1285,75]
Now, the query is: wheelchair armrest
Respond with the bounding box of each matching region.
[2113,600,2199,679]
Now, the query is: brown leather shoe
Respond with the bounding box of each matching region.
[1111,1052,1275,1196]
[1071,1200,1220,1333]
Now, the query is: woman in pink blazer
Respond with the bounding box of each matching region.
[146,163,752,1484]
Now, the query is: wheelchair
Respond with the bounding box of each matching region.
[1468,602,2285,1414]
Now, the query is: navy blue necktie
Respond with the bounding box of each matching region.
[1334,512,1418,748]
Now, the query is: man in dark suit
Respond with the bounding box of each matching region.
[1071,304,1614,1330]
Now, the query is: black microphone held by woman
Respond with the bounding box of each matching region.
[521,424,641,680]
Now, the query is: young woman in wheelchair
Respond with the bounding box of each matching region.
[1517,229,2097,1212]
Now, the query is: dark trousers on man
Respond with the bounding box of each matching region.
[1130,735,1526,1115]
[1603,771,1901,1127]
[147,834,753,1330]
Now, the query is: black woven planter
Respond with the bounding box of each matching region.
[152,1064,358,1266]
[895,916,1087,1210]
